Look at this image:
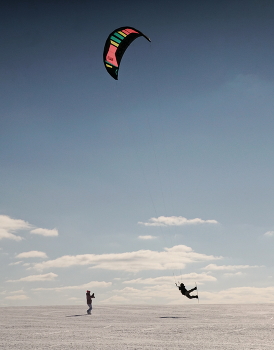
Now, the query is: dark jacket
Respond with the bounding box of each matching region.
[86,292,94,304]
[179,284,187,295]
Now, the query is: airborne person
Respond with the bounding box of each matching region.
[86,290,95,314]
[175,282,198,299]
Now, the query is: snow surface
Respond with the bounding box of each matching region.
[1,304,274,349]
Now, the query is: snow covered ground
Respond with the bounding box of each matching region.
[1,304,274,349]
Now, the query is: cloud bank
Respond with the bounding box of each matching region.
[15,251,48,259]
[30,228,58,237]
[0,215,31,241]
[0,215,58,241]
[5,295,29,300]
[32,281,111,292]
[123,272,216,285]
[9,261,23,266]
[31,245,222,272]
[264,231,274,237]
[201,287,274,304]
[202,264,261,271]
[7,273,58,282]
[138,216,218,227]
[101,286,274,305]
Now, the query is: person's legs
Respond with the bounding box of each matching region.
[87,304,92,314]
[185,292,198,299]
[188,287,197,294]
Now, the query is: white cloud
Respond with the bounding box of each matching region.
[31,245,222,272]
[0,215,57,241]
[201,287,274,304]
[15,251,48,259]
[7,272,58,282]
[0,229,23,241]
[32,281,111,292]
[10,289,25,294]
[9,261,23,266]
[5,295,29,300]
[202,264,261,271]
[138,216,218,227]
[123,273,216,285]
[224,272,244,277]
[0,215,32,231]
[30,228,58,237]
[264,231,274,237]
[102,295,129,304]
[0,215,32,241]
[101,285,274,305]
[138,235,157,240]
[101,284,185,305]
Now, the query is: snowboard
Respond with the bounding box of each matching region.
[195,282,199,303]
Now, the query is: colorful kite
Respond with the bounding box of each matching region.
[103,27,151,80]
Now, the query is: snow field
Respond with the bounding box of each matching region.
[1,304,274,349]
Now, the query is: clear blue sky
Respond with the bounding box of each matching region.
[1,0,274,306]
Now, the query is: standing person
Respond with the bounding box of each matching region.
[175,282,198,299]
[86,290,95,314]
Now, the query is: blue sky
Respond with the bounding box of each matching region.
[1,0,274,306]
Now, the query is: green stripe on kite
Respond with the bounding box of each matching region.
[110,36,121,44]
[105,60,118,68]
[114,32,125,40]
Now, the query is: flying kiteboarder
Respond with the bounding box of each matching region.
[175,282,198,300]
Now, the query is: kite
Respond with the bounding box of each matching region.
[103,26,151,80]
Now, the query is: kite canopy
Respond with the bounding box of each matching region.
[103,26,151,80]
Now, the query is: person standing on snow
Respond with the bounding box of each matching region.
[86,290,95,314]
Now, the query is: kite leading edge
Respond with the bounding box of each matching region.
[103,26,151,80]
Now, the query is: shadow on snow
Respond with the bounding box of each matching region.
[159,316,187,319]
[66,314,90,317]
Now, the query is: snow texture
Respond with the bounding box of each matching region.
[1,304,274,349]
